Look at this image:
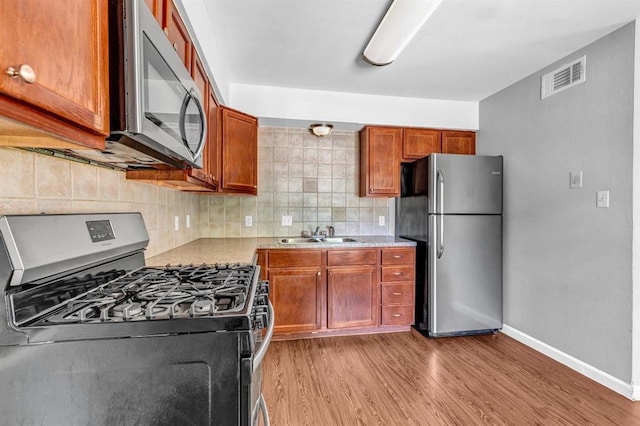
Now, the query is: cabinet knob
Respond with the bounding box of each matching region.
[393,272,403,276]
[173,42,178,51]
[392,291,403,296]
[392,255,403,259]
[164,27,169,36]
[392,313,403,317]
[5,64,36,84]
[317,271,321,277]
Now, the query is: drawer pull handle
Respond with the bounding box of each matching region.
[392,255,403,259]
[392,292,403,296]
[392,313,403,317]
[6,64,36,84]
[393,272,403,275]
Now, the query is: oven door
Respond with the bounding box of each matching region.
[243,301,274,426]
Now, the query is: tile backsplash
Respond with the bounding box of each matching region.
[0,147,201,258]
[200,127,393,238]
[0,126,394,258]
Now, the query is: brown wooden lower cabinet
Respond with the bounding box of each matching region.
[269,268,323,334]
[327,266,377,329]
[258,246,416,339]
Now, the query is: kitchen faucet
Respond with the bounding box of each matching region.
[327,225,335,237]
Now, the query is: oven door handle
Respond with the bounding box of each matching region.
[259,393,270,426]
[253,300,274,373]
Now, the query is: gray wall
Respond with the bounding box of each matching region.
[478,23,635,381]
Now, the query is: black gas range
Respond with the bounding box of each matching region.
[0,213,272,426]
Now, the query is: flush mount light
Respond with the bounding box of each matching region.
[363,0,443,66]
[309,123,334,137]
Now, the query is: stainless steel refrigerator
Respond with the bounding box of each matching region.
[397,153,503,337]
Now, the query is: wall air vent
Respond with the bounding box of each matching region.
[541,55,586,99]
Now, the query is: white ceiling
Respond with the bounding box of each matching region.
[186,0,640,104]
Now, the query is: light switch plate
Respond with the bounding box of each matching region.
[379,216,385,226]
[570,171,583,189]
[186,215,191,228]
[596,191,609,208]
[245,216,253,227]
[174,216,180,231]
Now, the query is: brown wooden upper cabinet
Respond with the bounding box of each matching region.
[0,0,109,150]
[360,126,476,197]
[359,126,402,197]
[218,107,258,195]
[441,130,476,155]
[163,0,191,72]
[402,128,441,161]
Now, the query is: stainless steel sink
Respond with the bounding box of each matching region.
[278,237,361,244]
[322,237,360,243]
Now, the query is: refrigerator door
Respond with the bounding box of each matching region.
[425,154,503,214]
[428,214,502,336]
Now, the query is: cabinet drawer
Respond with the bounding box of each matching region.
[381,283,414,305]
[381,266,415,282]
[381,248,415,265]
[268,250,322,268]
[381,305,414,325]
[327,249,377,266]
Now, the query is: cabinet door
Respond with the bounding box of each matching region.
[164,0,191,71]
[269,268,323,334]
[441,131,476,155]
[402,128,441,161]
[205,88,220,185]
[221,108,258,194]
[327,267,377,329]
[359,127,402,197]
[144,0,164,26]
[0,0,108,148]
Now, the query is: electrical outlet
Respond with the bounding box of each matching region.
[596,190,610,208]
[379,216,386,226]
[245,216,253,227]
[186,215,191,228]
[281,215,293,226]
[174,216,180,231]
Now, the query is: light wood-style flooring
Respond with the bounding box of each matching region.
[261,330,640,425]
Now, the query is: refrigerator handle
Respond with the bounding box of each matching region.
[437,169,444,259]
[437,169,444,213]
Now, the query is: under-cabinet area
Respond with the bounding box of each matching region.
[256,245,416,339]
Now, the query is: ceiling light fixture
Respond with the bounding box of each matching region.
[362,0,443,66]
[309,123,334,137]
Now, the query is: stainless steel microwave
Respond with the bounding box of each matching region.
[104,0,206,169]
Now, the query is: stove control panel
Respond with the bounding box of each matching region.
[86,220,116,243]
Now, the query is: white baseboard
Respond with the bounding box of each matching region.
[501,324,637,400]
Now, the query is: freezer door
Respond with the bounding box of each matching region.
[426,154,503,214]
[428,214,502,336]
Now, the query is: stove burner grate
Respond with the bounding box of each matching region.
[41,263,256,324]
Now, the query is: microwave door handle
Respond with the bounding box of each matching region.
[179,90,207,160]
[191,90,207,160]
